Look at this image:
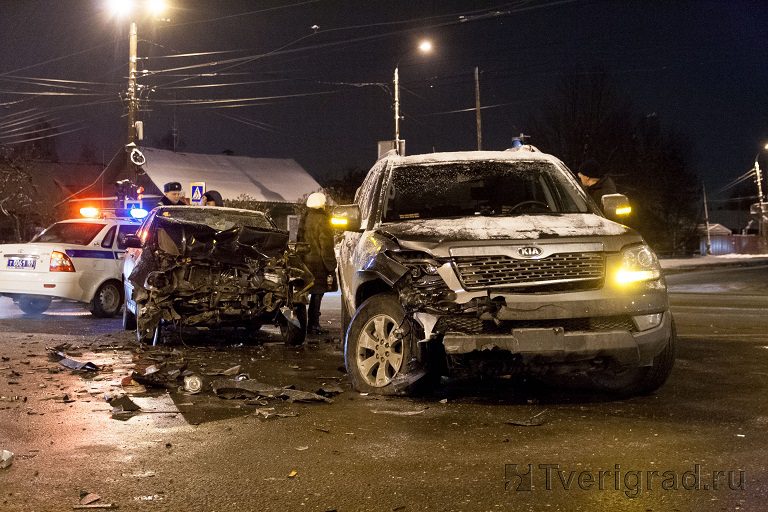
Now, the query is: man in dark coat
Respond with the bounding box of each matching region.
[158,182,186,206]
[577,159,617,206]
[298,192,337,334]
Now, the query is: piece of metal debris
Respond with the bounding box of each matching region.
[316,384,344,397]
[53,352,99,372]
[287,469,298,478]
[253,408,299,420]
[1,450,14,469]
[370,409,426,416]
[211,378,332,403]
[183,375,204,394]
[505,410,547,427]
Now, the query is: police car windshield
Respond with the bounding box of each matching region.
[33,223,106,245]
[382,161,591,222]
[158,208,274,231]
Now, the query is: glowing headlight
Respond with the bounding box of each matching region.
[615,245,661,285]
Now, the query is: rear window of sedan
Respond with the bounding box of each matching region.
[33,222,106,245]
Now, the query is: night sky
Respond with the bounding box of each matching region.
[2,0,768,197]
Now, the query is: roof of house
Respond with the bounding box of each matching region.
[139,148,321,203]
[697,223,733,235]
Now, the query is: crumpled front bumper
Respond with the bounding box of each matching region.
[441,311,672,366]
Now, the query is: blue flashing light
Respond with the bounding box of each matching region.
[130,208,149,219]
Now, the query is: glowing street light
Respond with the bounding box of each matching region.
[105,0,169,144]
[393,39,433,154]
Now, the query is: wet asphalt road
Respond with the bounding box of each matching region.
[0,268,767,512]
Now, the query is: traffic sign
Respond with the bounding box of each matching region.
[190,182,206,205]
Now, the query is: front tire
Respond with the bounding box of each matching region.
[17,296,51,315]
[90,281,123,318]
[591,321,677,396]
[345,293,425,395]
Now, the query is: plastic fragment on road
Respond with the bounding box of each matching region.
[0,450,13,469]
[288,469,298,478]
[79,493,101,505]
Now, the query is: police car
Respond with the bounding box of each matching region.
[0,207,145,316]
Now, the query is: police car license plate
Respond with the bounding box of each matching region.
[7,258,36,269]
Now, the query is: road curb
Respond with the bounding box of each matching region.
[661,257,768,276]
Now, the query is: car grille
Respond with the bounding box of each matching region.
[435,315,636,334]
[452,252,604,291]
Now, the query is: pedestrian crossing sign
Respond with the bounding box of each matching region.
[190,182,206,205]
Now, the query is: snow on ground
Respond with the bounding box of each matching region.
[659,253,768,269]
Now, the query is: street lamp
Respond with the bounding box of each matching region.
[106,0,169,144]
[393,39,432,155]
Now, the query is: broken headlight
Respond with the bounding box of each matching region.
[614,244,661,286]
[390,251,441,278]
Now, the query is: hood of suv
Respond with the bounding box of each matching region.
[378,214,630,243]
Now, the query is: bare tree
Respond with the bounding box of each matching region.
[0,146,54,241]
[528,71,700,255]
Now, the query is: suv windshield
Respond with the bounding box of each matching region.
[382,160,590,222]
[158,208,274,231]
[33,222,106,245]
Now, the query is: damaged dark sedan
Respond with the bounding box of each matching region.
[121,206,313,345]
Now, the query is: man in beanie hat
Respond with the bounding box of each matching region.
[577,158,617,205]
[158,181,186,206]
[298,192,337,334]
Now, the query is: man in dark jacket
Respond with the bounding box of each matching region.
[298,192,337,334]
[577,159,617,206]
[158,182,186,206]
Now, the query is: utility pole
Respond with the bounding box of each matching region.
[755,159,765,237]
[474,66,482,151]
[703,185,712,255]
[393,66,400,154]
[127,21,138,144]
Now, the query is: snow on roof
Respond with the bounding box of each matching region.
[696,223,732,235]
[387,148,561,167]
[140,148,321,202]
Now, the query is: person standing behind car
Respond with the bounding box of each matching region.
[299,192,338,335]
[577,158,617,205]
[202,190,223,206]
[158,182,188,206]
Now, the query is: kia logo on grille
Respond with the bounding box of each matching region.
[517,246,542,258]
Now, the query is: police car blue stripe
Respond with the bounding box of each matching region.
[64,249,117,260]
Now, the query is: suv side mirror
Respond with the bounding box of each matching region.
[601,193,632,222]
[121,233,144,248]
[331,205,362,231]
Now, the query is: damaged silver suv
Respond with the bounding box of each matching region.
[333,148,675,396]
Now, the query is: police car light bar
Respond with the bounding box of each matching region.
[129,208,149,219]
[80,207,100,218]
